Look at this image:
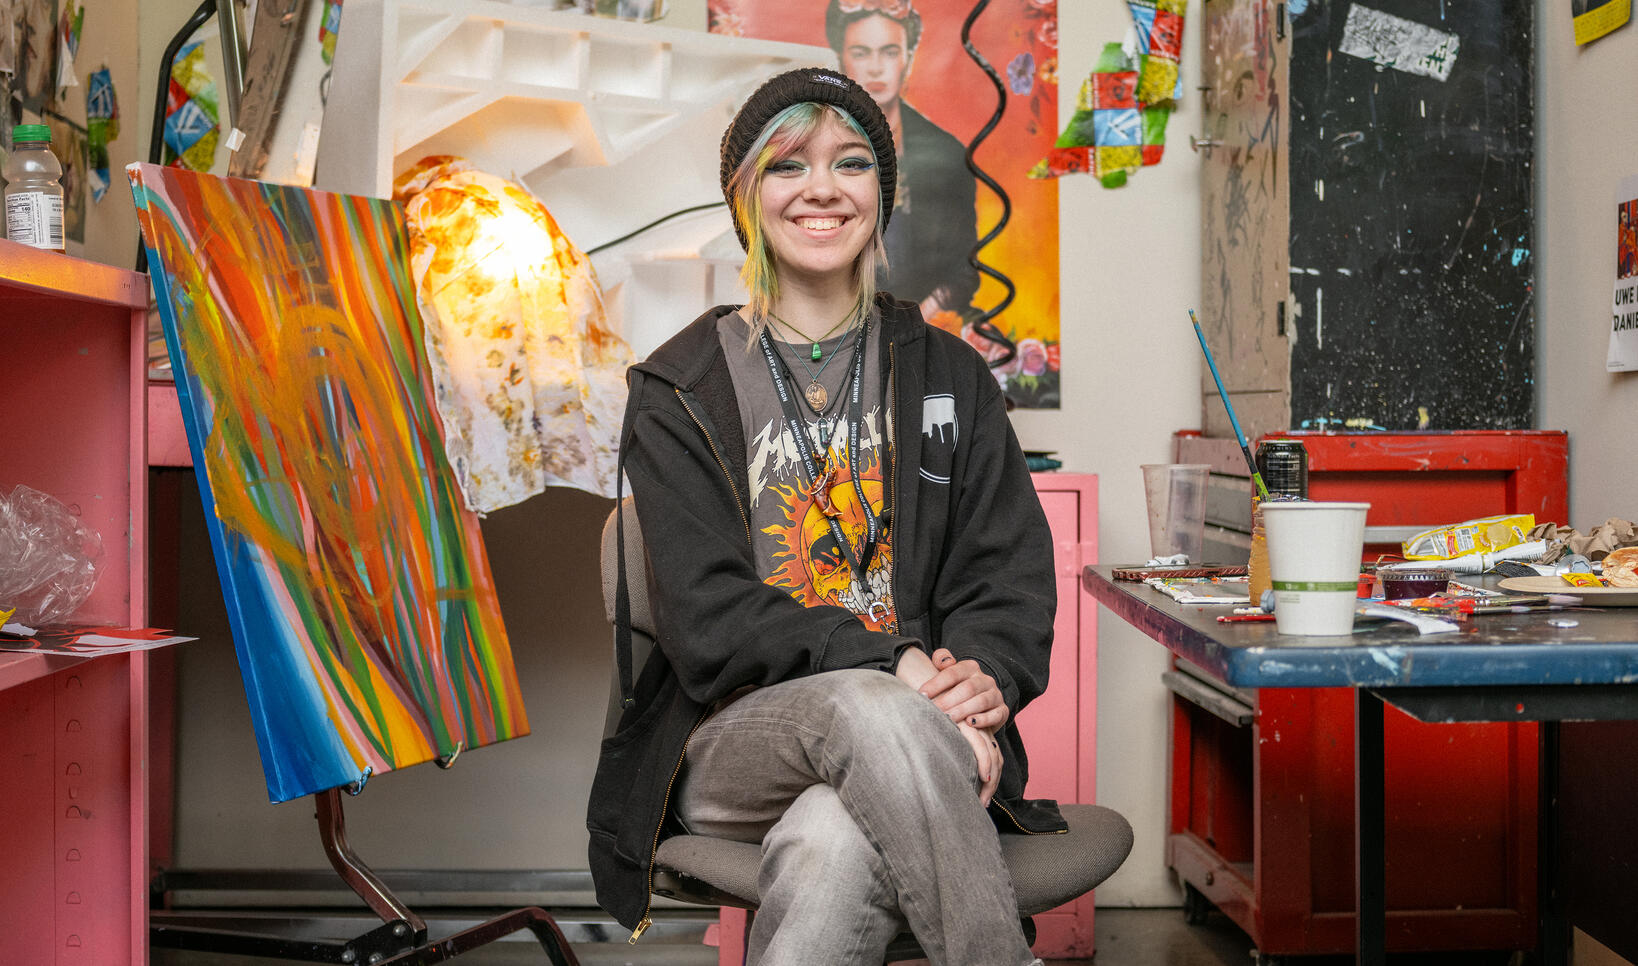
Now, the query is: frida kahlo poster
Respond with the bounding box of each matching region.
[711,0,1063,408]
[128,163,530,804]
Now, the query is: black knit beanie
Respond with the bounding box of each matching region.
[719,67,898,250]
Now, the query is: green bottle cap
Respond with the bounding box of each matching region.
[12,124,51,143]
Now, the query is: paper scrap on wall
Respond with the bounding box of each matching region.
[1336,4,1460,82]
[53,0,77,92]
[1030,0,1182,188]
[163,41,219,171]
[1031,40,1172,188]
[85,66,117,202]
[1610,174,1638,372]
[12,0,56,113]
[396,156,633,511]
[1572,0,1630,45]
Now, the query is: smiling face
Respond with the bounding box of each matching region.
[756,111,881,291]
[840,14,911,111]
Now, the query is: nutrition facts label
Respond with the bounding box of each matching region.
[5,191,64,250]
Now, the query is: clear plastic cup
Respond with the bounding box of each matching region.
[1262,501,1371,635]
[1141,464,1211,562]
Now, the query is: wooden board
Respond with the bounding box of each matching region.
[1199,0,1292,442]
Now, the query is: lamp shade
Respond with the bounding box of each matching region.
[396,156,633,511]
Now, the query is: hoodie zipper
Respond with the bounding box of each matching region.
[631,390,750,944]
[675,387,752,548]
[886,340,900,635]
[629,709,710,943]
[989,797,1069,836]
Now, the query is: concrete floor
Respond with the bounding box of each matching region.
[154,907,1240,964]
[148,905,1534,965]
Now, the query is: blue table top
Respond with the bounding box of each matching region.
[1083,566,1638,690]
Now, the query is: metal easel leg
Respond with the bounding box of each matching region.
[151,788,582,965]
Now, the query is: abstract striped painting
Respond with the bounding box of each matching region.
[129,164,529,803]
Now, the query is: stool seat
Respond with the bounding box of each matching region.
[654,803,1133,916]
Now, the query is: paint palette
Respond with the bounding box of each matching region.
[1498,576,1638,607]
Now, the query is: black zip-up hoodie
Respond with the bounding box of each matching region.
[587,294,1067,937]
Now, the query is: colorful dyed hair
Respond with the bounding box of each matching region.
[728,102,888,340]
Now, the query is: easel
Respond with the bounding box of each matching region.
[151,787,582,965]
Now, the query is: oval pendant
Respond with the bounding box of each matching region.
[804,380,828,411]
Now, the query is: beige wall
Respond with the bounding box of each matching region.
[1008,1,1203,907]
[1540,8,1638,962]
[1536,3,1638,525]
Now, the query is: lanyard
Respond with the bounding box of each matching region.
[756,316,881,579]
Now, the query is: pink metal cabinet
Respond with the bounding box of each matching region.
[1015,472,1101,957]
[0,240,151,965]
[711,473,1100,964]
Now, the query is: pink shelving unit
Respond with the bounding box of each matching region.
[0,239,151,965]
[711,472,1100,963]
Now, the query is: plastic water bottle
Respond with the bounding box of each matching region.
[4,124,65,251]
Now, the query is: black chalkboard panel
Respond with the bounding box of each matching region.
[1287,0,1534,430]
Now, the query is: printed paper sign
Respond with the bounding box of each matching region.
[1337,4,1461,82]
[1609,174,1638,372]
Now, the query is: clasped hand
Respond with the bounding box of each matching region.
[894,647,1009,807]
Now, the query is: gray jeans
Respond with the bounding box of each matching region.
[674,668,1041,966]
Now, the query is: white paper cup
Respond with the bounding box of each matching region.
[1262,501,1370,636]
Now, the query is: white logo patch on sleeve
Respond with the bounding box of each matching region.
[920,394,958,484]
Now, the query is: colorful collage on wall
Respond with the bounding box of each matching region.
[1031,0,1184,188]
[129,164,531,803]
[709,0,1062,407]
[163,41,219,171]
[85,65,117,202]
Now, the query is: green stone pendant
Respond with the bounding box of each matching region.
[811,343,822,362]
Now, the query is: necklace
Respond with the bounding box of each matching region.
[768,303,863,411]
[769,298,861,363]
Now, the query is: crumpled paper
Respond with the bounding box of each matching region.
[1530,518,1638,563]
[395,156,633,512]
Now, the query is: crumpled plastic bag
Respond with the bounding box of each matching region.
[1530,518,1638,563]
[0,485,104,625]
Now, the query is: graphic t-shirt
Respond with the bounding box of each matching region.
[717,310,896,631]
